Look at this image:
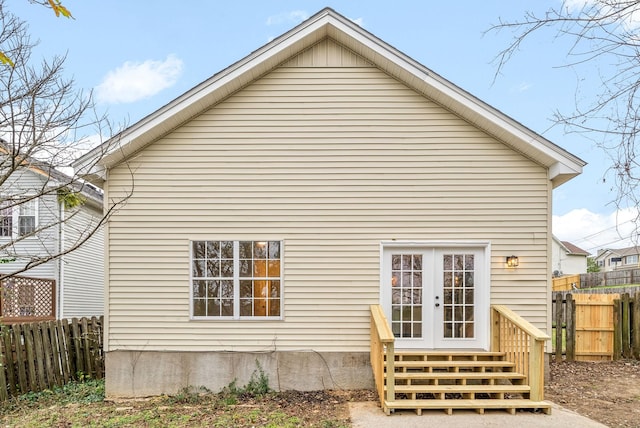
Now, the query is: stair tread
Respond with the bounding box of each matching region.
[392,360,515,367]
[394,350,506,356]
[386,384,530,392]
[385,398,552,409]
[391,372,525,379]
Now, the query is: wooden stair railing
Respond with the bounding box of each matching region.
[491,305,550,401]
[370,304,394,413]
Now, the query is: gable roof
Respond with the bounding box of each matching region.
[561,241,590,256]
[74,8,585,186]
[0,140,103,209]
[596,246,640,260]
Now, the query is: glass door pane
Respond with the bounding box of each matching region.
[442,253,475,338]
[391,254,423,338]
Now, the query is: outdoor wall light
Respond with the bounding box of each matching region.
[506,255,519,268]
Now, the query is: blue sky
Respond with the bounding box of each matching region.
[10,1,635,253]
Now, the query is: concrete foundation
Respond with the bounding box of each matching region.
[105,350,375,398]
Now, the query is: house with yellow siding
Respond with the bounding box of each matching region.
[75,8,584,414]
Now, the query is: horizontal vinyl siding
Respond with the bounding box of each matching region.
[61,205,104,317]
[106,65,549,352]
[0,170,58,280]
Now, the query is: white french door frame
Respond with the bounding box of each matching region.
[380,241,491,350]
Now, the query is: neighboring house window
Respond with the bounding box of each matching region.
[625,255,638,265]
[597,260,604,267]
[0,198,37,238]
[191,240,282,319]
[0,203,11,237]
[18,199,37,236]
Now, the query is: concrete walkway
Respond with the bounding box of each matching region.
[349,401,608,428]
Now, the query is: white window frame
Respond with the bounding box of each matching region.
[0,196,38,238]
[190,240,283,320]
[625,255,638,265]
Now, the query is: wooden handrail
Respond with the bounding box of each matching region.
[491,304,550,402]
[370,305,394,414]
[492,305,550,340]
[370,304,394,343]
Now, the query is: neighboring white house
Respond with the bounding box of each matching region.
[74,8,584,398]
[551,236,589,276]
[594,246,640,272]
[0,158,104,321]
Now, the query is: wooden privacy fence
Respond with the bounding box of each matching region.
[552,293,640,361]
[0,317,103,401]
[580,269,640,288]
[552,274,580,291]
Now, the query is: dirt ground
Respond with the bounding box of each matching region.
[546,359,640,428]
[2,360,640,427]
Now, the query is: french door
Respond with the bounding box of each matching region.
[381,244,489,349]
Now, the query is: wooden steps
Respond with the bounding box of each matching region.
[384,398,552,416]
[382,350,552,415]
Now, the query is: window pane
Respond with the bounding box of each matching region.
[240,299,252,316]
[220,259,233,277]
[240,280,252,298]
[221,241,233,258]
[239,241,252,259]
[221,299,233,316]
[206,241,219,258]
[268,299,280,316]
[221,280,233,298]
[193,280,206,298]
[193,241,206,259]
[192,260,205,278]
[206,259,220,277]
[253,241,267,259]
[193,299,206,316]
[268,241,280,259]
[207,281,219,298]
[268,260,280,277]
[269,280,280,298]
[0,205,12,237]
[239,259,252,276]
[207,299,220,317]
[253,260,266,277]
[18,216,35,236]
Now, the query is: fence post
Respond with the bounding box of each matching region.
[614,298,622,360]
[566,294,576,361]
[634,294,640,359]
[554,293,563,361]
[622,294,631,358]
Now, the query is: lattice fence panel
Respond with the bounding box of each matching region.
[0,276,55,320]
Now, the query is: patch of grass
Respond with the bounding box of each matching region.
[0,378,105,415]
[580,283,640,290]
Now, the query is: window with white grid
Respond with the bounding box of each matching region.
[0,197,38,238]
[191,240,282,319]
[18,199,37,236]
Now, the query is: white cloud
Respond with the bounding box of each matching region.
[511,82,532,93]
[351,17,364,27]
[266,10,308,26]
[96,55,183,104]
[553,207,640,254]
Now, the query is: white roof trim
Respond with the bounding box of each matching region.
[74,8,584,188]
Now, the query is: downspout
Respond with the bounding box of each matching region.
[57,199,65,320]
